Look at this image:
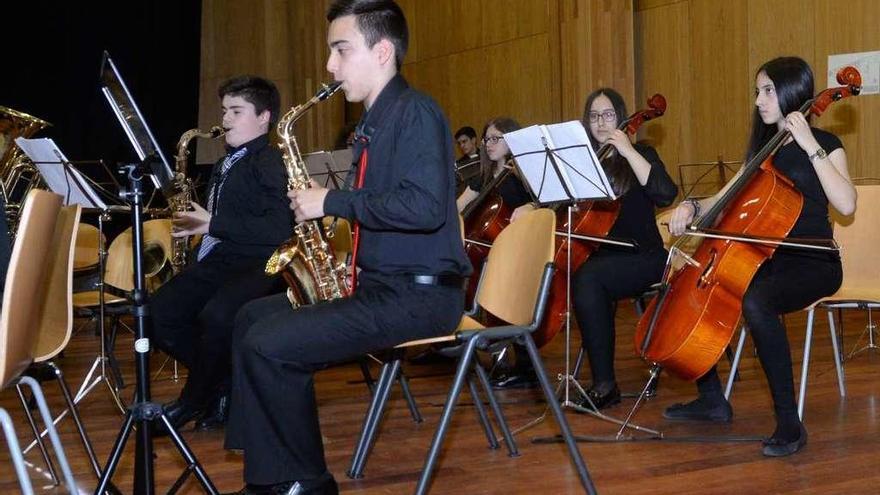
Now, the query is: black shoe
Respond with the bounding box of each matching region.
[662,396,733,423]
[156,399,204,436]
[223,472,338,495]
[762,423,807,457]
[195,394,229,432]
[575,385,621,411]
[490,370,538,389]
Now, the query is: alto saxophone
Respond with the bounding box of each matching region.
[170,125,225,274]
[265,81,348,308]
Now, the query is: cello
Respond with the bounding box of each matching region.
[532,94,667,347]
[633,67,861,381]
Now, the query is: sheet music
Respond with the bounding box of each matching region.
[504,121,615,204]
[304,149,352,190]
[15,137,107,209]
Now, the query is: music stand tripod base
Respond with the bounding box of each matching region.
[95,162,217,495]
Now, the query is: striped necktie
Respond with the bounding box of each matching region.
[197,147,248,261]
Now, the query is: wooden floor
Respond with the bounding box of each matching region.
[2,305,879,494]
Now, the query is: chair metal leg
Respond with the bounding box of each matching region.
[398,370,422,423]
[48,362,102,478]
[474,363,519,457]
[572,347,584,382]
[348,359,399,479]
[0,407,35,494]
[16,383,59,484]
[826,308,847,397]
[415,338,481,495]
[798,308,815,420]
[17,376,77,490]
[725,325,747,400]
[467,374,499,450]
[359,357,376,394]
[522,334,597,495]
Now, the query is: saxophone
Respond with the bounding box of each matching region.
[265,81,348,308]
[170,125,225,274]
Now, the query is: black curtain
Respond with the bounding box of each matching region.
[6,1,202,196]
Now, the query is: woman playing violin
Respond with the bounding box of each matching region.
[571,88,678,409]
[664,56,856,457]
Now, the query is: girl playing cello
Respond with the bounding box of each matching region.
[663,56,856,457]
[571,88,678,409]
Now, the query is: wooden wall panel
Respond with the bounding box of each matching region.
[199,0,634,165]
[634,1,691,190]
[814,0,880,180]
[558,0,635,122]
[636,0,880,195]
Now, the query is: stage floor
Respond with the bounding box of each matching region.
[2,304,879,494]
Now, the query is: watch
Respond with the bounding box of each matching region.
[808,147,827,162]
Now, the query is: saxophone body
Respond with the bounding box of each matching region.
[170,125,225,274]
[265,81,348,308]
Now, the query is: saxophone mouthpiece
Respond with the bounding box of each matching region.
[210,126,226,138]
[317,81,343,101]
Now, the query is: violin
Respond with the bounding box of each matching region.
[533,94,667,347]
[633,67,861,380]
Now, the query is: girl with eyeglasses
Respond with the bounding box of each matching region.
[456,117,532,215]
[567,88,678,409]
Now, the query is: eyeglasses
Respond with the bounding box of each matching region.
[482,135,504,145]
[588,110,617,123]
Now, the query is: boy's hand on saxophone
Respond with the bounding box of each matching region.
[288,180,328,222]
[172,201,211,237]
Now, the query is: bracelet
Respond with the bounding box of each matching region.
[685,198,702,218]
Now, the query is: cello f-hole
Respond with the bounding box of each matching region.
[697,249,717,288]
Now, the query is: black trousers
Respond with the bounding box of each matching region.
[572,248,667,385]
[150,252,285,406]
[697,252,842,421]
[224,272,464,485]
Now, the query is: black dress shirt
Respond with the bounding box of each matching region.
[205,133,293,258]
[323,75,471,277]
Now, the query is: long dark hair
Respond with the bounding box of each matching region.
[746,56,814,161]
[479,117,521,187]
[582,88,634,196]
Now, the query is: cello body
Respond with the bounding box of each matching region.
[634,161,801,380]
[533,200,619,347]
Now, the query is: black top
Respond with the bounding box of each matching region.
[324,75,471,277]
[604,143,678,253]
[467,169,532,209]
[205,133,294,258]
[772,128,843,258]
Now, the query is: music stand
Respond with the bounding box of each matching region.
[503,121,661,440]
[95,52,217,494]
[304,148,351,189]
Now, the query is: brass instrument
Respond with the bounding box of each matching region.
[169,125,225,273]
[265,81,347,308]
[0,106,51,233]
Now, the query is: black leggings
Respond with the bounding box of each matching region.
[572,248,667,385]
[697,252,842,421]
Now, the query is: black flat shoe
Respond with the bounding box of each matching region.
[224,472,338,495]
[575,385,621,411]
[762,423,807,457]
[195,394,229,432]
[662,396,733,423]
[156,399,204,436]
[490,371,538,390]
